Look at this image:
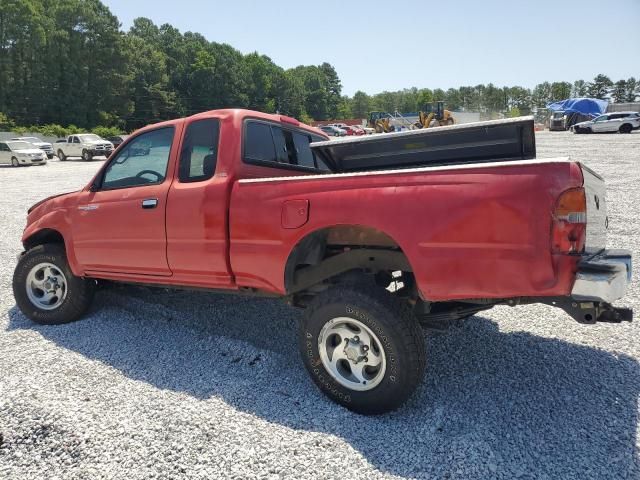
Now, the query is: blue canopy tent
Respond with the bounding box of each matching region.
[547,98,608,128]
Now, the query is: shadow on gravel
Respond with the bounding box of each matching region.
[8,287,640,478]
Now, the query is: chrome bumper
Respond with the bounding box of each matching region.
[571,249,632,304]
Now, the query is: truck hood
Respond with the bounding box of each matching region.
[27,190,80,216]
[31,142,53,148]
[574,120,593,127]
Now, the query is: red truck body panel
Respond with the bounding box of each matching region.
[22,109,586,302]
[229,160,583,300]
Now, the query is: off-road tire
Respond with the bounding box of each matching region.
[11,157,19,167]
[13,244,95,325]
[619,124,633,134]
[57,149,66,161]
[299,282,426,415]
[82,149,92,161]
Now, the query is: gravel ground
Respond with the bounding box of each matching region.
[1,132,639,479]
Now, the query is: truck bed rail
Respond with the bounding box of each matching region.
[312,116,536,173]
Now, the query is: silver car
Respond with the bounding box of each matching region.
[572,111,640,134]
[0,140,48,166]
[11,136,55,158]
[319,125,347,137]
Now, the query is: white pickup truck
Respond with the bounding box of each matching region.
[55,134,114,161]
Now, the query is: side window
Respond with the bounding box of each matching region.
[0,143,7,152]
[72,136,79,143]
[244,122,276,162]
[101,127,174,190]
[293,132,316,168]
[243,120,331,172]
[179,119,220,182]
[272,127,297,164]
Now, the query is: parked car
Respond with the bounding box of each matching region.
[106,135,130,149]
[12,110,632,415]
[340,125,364,136]
[11,136,54,158]
[348,125,366,136]
[572,112,640,134]
[319,125,346,137]
[55,134,114,161]
[0,140,47,166]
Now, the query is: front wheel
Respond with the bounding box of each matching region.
[57,150,66,161]
[13,244,95,325]
[11,157,19,167]
[82,149,93,161]
[299,284,426,414]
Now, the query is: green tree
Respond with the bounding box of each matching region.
[625,77,638,102]
[550,81,572,101]
[572,80,588,97]
[612,80,627,103]
[351,91,370,118]
[587,74,613,99]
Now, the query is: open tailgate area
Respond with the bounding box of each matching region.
[312,116,536,172]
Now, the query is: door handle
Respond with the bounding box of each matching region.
[142,198,158,209]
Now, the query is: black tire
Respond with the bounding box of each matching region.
[299,283,426,415]
[57,149,66,161]
[619,124,633,134]
[11,157,19,167]
[573,127,581,134]
[82,149,93,161]
[13,244,95,325]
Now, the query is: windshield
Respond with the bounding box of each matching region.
[78,134,102,142]
[7,141,35,150]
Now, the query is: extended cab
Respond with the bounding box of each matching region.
[13,110,633,414]
[55,134,113,161]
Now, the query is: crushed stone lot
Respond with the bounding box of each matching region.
[1,131,639,479]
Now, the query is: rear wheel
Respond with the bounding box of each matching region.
[57,150,66,161]
[619,124,633,134]
[11,157,19,167]
[82,149,93,161]
[299,283,426,414]
[13,244,95,325]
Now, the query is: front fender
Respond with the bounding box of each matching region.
[22,210,82,276]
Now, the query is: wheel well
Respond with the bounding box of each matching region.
[24,229,65,250]
[284,226,413,299]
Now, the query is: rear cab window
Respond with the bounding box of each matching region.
[243,120,331,172]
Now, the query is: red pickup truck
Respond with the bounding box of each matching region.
[13,109,632,414]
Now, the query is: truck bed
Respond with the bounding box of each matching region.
[312,116,536,172]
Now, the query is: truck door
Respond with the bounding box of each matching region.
[165,118,233,287]
[71,126,179,276]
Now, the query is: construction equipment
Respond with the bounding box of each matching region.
[414,101,455,129]
[367,112,394,133]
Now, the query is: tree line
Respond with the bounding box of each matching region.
[0,0,342,132]
[0,0,637,135]
[341,75,639,120]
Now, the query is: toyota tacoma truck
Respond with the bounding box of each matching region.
[13,110,633,414]
[55,134,114,161]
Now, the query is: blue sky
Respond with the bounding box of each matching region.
[102,0,640,96]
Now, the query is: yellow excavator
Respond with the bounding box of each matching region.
[415,101,455,129]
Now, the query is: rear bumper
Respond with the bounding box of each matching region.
[571,249,632,304]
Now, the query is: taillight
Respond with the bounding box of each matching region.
[551,187,587,253]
